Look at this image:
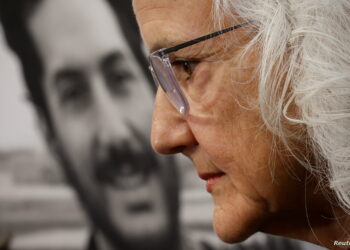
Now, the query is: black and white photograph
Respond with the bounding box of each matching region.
[1,0,347,250]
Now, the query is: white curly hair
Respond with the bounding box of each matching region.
[212,0,350,210]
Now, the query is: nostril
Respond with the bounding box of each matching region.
[151,135,186,155]
[151,119,198,155]
[169,146,186,154]
[151,137,176,154]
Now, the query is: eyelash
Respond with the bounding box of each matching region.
[172,60,199,80]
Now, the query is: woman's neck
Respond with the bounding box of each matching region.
[262,184,350,249]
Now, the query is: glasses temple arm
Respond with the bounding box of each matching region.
[161,22,250,55]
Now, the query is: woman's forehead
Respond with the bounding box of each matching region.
[133,0,212,26]
[133,0,213,47]
[133,0,211,15]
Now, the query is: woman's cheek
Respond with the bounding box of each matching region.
[186,62,222,107]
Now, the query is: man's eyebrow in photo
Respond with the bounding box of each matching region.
[100,51,124,70]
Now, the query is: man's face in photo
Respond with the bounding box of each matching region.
[27,0,178,248]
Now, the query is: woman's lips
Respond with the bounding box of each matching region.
[199,172,225,193]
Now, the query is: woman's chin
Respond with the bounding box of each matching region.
[212,195,268,243]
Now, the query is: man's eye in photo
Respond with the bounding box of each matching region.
[106,68,133,93]
[57,78,90,108]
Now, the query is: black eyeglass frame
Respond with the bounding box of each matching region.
[148,21,250,115]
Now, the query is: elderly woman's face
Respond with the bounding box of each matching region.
[134,0,313,243]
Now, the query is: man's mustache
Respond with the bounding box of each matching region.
[93,128,159,188]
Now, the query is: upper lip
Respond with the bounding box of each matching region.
[198,172,225,181]
[182,148,225,181]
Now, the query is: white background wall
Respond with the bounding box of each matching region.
[0,25,45,152]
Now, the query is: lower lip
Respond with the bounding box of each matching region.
[206,174,224,193]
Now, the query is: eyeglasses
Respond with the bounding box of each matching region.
[148,22,249,115]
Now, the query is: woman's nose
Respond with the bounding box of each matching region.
[151,88,197,155]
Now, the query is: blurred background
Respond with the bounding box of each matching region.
[0,22,214,249]
[0,23,89,249]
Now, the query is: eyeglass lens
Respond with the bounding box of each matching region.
[149,54,189,115]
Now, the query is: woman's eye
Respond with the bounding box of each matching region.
[172,60,199,80]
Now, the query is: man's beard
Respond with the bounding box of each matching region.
[55,127,180,250]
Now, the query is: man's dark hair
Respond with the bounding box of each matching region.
[0,0,47,117]
[108,0,154,91]
[0,0,153,131]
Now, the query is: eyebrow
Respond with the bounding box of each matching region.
[100,51,124,70]
[52,51,125,86]
[149,38,184,54]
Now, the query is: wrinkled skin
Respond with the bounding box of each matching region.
[133,0,349,248]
